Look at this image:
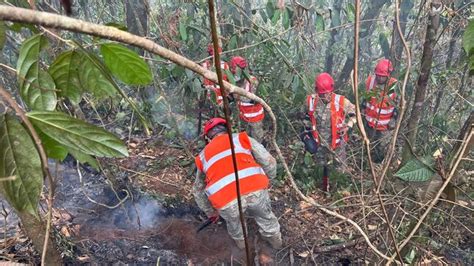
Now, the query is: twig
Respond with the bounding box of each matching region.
[0,85,55,265]
[117,166,179,188]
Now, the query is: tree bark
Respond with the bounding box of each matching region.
[401,0,443,163]
[335,0,389,89]
[17,211,62,265]
[325,1,342,73]
[125,0,149,55]
[389,0,413,71]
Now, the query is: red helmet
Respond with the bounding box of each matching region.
[229,56,248,74]
[315,73,334,94]
[207,44,222,56]
[203,117,226,136]
[374,59,393,77]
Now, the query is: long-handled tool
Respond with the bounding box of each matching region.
[196,216,220,233]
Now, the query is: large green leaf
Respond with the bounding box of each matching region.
[0,21,6,51]
[68,148,99,170]
[395,157,435,182]
[282,8,290,29]
[0,114,42,216]
[17,34,57,111]
[462,19,474,56]
[49,50,83,104]
[100,43,152,85]
[36,128,68,161]
[79,53,116,99]
[26,111,129,158]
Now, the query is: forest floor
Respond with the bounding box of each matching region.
[0,133,472,264]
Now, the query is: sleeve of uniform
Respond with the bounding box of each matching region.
[343,97,357,127]
[249,137,277,179]
[192,168,215,216]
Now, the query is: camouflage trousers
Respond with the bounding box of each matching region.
[365,122,393,163]
[313,144,347,172]
[219,190,281,241]
[246,120,265,143]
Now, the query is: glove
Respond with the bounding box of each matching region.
[208,212,220,223]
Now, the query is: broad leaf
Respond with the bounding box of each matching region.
[0,21,6,51]
[179,21,188,41]
[345,3,355,23]
[37,128,68,161]
[271,10,281,25]
[282,8,290,29]
[315,13,325,32]
[105,22,128,31]
[462,19,474,56]
[395,157,435,182]
[17,34,57,110]
[0,114,42,216]
[26,111,129,158]
[49,50,83,104]
[100,43,152,85]
[379,33,390,57]
[68,148,99,170]
[79,53,116,98]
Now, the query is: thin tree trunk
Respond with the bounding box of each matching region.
[17,211,62,265]
[401,0,443,163]
[389,0,413,71]
[325,1,342,73]
[335,0,389,89]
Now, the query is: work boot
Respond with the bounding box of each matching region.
[263,233,282,249]
[234,239,245,250]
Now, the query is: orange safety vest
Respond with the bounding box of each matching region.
[202,60,229,106]
[238,76,264,123]
[306,93,348,150]
[195,132,269,209]
[364,75,398,131]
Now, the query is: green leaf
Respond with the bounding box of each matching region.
[345,3,355,23]
[462,19,474,56]
[265,0,275,20]
[26,111,129,158]
[8,22,39,33]
[79,53,116,99]
[0,21,6,51]
[17,34,57,111]
[395,157,435,182]
[282,8,290,29]
[49,50,83,104]
[271,10,281,25]
[0,114,42,216]
[379,33,390,57]
[229,35,238,50]
[36,128,68,161]
[68,148,99,170]
[105,22,128,31]
[315,13,325,32]
[100,43,152,85]
[179,21,188,41]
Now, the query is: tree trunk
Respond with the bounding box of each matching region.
[389,0,413,71]
[335,0,388,89]
[401,0,443,163]
[17,211,62,265]
[325,1,342,73]
[125,0,149,53]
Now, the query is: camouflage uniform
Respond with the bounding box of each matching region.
[193,137,280,242]
[303,97,356,170]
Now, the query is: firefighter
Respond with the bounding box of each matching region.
[201,44,231,114]
[363,59,399,163]
[302,73,357,191]
[229,56,265,143]
[193,118,282,249]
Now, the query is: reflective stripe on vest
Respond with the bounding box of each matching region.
[239,78,264,122]
[199,135,251,173]
[365,75,397,131]
[205,166,265,196]
[307,94,347,150]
